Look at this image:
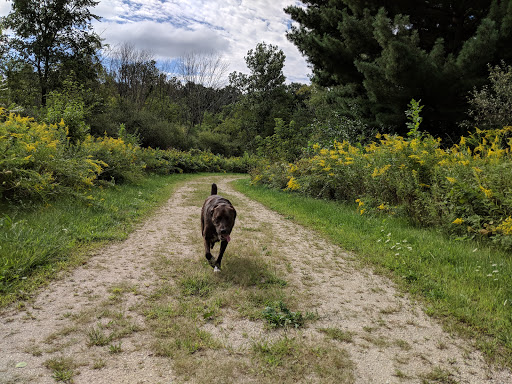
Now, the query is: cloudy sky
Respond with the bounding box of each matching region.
[1,0,311,84]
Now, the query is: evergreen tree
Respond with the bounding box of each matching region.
[285,0,512,136]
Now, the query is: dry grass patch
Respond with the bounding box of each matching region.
[252,335,354,383]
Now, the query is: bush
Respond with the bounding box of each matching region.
[251,104,512,250]
[0,109,104,202]
[44,79,91,143]
[1,108,255,205]
[461,61,512,130]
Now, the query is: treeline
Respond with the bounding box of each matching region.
[1,1,511,160]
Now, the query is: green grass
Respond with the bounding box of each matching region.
[0,173,200,307]
[233,179,512,367]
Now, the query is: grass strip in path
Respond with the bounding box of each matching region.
[0,173,202,308]
[233,179,512,368]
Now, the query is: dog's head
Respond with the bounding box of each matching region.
[212,203,236,242]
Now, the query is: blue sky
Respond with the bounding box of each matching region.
[1,0,311,84]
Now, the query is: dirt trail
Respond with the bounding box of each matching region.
[1,176,511,384]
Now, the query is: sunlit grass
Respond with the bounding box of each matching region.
[0,173,198,307]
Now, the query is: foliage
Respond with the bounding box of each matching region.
[229,42,288,139]
[3,0,102,106]
[251,103,512,250]
[44,78,91,142]
[0,75,23,114]
[462,61,512,130]
[285,1,512,136]
[0,109,105,202]
[263,301,304,328]
[256,119,309,162]
[0,109,256,205]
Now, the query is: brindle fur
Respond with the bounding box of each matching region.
[201,183,236,271]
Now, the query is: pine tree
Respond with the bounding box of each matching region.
[285,0,512,136]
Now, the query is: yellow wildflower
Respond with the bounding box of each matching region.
[479,186,493,198]
[452,218,464,225]
[372,164,391,178]
[496,217,512,235]
[446,177,456,184]
[286,177,301,191]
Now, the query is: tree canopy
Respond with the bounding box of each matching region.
[285,0,512,136]
[3,0,102,106]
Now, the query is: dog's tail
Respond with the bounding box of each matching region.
[211,183,218,195]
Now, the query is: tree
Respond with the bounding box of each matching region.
[174,51,230,130]
[462,61,512,130]
[3,0,102,106]
[229,42,287,138]
[285,0,512,137]
[107,43,160,109]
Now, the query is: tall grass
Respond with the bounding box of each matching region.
[234,179,512,367]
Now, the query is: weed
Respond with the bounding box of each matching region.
[44,357,75,383]
[420,366,458,383]
[92,358,106,369]
[86,326,112,347]
[263,301,304,328]
[109,342,122,354]
[319,327,354,343]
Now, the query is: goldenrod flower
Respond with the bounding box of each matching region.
[452,218,464,225]
[286,177,300,191]
[479,186,493,198]
[496,217,512,235]
[372,164,391,178]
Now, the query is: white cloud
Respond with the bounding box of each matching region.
[97,20,230,57]
[94,0,311,83]
[2,0,311,83]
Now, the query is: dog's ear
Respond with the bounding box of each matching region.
[210,204,219,217]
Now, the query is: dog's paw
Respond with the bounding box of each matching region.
[213,266,221,273]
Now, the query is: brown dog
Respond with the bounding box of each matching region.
[201,183,236,272]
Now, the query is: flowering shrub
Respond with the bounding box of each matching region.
[82,134,145,184]
[251,125,512,250]
[0,109,105,201]
[1,109,257,204]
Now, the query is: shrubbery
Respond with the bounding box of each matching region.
[0,109,257,204]
[251,103,512,250]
